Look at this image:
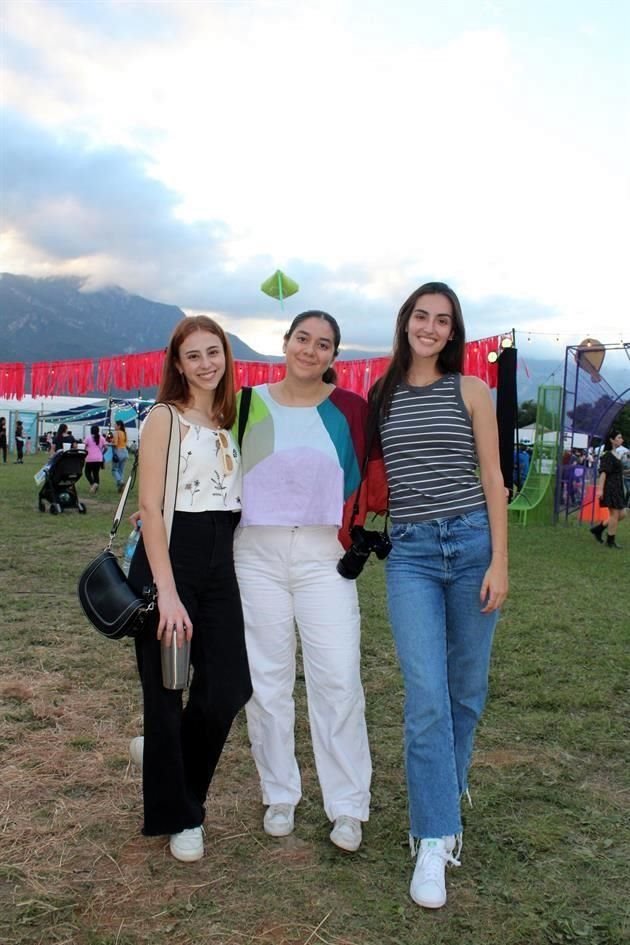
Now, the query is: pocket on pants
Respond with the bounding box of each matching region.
[390,523,413,541]
[458,510,489,530]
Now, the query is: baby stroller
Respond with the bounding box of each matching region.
[38,447,87,515]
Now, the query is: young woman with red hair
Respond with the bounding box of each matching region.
[128,315,251,863]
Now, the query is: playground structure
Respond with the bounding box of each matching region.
[508,385,562,526]
[510,342,629,527]
[556,342,630,525]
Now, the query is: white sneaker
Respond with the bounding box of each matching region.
[330,815,362,852]
[169,826,204,862]
[410,836,461,909]
[129,736,144,769]
[263,803,295,837]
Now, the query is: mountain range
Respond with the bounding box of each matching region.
[0,273,265,363]
[1,273,627,402]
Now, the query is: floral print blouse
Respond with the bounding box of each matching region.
[175,416,242,512]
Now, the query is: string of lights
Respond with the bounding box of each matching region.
[515,329,627,345]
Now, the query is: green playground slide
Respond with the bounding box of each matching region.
[509,385,563,526]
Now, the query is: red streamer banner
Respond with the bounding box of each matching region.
[96,350,165,392]
[232,337,504,395]
[8,333,508,400]
[463,336,504,387]
[0,363,26,399]
[31,359,95,397]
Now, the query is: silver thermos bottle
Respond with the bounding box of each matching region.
[160,635,191,690]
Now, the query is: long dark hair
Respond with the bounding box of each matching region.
[284,310,341,384]
[370,282,466,422]
[157,315,237,429]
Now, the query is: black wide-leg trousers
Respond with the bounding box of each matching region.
[129,510,252,837]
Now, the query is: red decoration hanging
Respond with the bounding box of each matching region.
[7,333,507,401]
[31,359,94,397]
[462,334,504,387]
[0,363,26,399]
[97,350,165,391]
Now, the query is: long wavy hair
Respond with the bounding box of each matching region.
[284,310,341,384]
[369,282,466,423]
[157,315,236,429]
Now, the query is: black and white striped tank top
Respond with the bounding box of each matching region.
[380,373,486,523]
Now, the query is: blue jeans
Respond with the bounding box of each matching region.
[386,509,498,839]
[111,447,128,486]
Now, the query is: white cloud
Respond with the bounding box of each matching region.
[1,0,628,353]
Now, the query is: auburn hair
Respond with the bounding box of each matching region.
[157,315,236,429]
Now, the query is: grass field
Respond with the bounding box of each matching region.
[0,453,628,945]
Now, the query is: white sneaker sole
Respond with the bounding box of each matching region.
[330,831,361,852]
[410,885,446,908]
[169,842,204,863]
[264,820,294,838]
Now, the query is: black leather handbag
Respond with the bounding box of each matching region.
[77,405,180,641]
[78,548,156,640]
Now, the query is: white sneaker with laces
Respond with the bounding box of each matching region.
[330,815,362,852]
[169,826,204,862]
[129,736,144,769]
[263,803,295,837]
[410,835,461,908]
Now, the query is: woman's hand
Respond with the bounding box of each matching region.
[129,510,141,528]
[480,557,508,613]
[156,588,193,649]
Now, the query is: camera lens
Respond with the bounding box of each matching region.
[336,544,370,580]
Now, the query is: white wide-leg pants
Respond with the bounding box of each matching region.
[234,525,372,822]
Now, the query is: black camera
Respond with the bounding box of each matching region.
[337,525,392,580]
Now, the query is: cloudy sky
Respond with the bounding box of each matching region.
[1,0,628,358]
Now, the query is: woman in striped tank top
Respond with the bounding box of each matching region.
[371,282,508,909]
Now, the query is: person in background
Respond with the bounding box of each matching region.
[14,421,25,464]
[52,423,75,452]
[235,310,386,853]
[111,419,129,493]
[371,281,508,910]
[0,417,7,464]
[591,430,626,549]
[84,424,107,494]
[569,451,585,506]
[513,443,530,492]
[127,314,251,863]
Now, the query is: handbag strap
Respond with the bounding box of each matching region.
[106,404,180,550]
[160,404,180,545]
[237,386,252,448]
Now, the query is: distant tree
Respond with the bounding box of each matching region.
[517,399,558,432]
[611,402,630,442]
[568,395,616,434]
[517,400,537,428]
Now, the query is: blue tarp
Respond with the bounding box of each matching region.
[42,399,154,428]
